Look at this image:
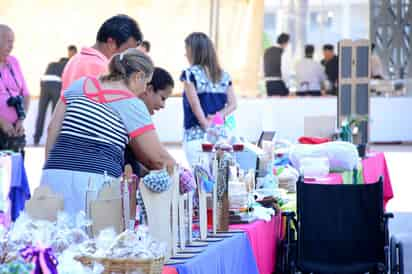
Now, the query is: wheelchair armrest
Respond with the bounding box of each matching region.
[384,212,394,219]
[382,213,394,247]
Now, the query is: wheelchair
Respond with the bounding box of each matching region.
[277,176,403,274]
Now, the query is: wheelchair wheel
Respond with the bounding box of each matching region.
[390,236,404,274]
[286,228,297,273]
[289,260,296,274]
[275,240,287,273]
[276,228,296,274]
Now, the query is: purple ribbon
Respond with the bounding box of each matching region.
[20,245,58,274]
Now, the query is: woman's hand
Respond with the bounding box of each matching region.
[200,116,213,130]
[0,119,16,136]
[14,120,25,136]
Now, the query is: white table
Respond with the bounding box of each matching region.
[151,96,412,143]
[24,96,412,144]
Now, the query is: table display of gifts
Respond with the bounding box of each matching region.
[196,119,246,236]
[0,164,179,274]
[228,170,254,210]
[0,212,167,274]
[25,166,137,236]
[197,120,286,231]
[197,143,245,233]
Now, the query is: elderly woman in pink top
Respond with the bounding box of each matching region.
[0,24,30,152]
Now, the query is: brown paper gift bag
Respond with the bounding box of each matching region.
[25,185,64,222]
[90,179,123,236]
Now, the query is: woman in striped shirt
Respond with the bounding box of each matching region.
[41,48,175,215]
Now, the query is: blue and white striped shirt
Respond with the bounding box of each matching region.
[44,77,154,177]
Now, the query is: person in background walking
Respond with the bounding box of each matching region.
[321,44,339,95]
[295,44,327,96]
[263,33,290,96]
[33,45,77,145]
[371,43,384,79]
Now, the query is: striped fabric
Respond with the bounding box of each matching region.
[44,77,154,178]
[61,96,128,147]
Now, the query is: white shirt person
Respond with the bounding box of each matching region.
[295,45,327,96]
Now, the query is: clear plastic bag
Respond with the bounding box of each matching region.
[300,157,330,178]
[58,250,103,274]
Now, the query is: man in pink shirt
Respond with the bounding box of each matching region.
[61,14,143,92]
[0,24,30,151]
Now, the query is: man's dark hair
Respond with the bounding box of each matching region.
[323,44,334,51]
[96,14,143,48]
[277,33,290,45]
[148,67,174,92]
[371,43,376,51]
[141,40,151,52]
[305,44,315,58]
[68,45,77,52]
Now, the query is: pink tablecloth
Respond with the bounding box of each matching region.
[162,266,178,274]
[231,213,283,274]
[305,152,394,206]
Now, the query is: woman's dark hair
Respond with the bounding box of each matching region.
[97,14,143,48]
[185,32,222,84]
[148,67,174,92]
[277,33,290,45]
[101,48,154,84]
[323,44,334,51]
[141,40,151,52]
[68,45,77,52]
[305,44,315,58]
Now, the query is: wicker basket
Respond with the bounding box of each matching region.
[75,255,164,274]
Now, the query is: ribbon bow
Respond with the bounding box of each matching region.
[20,245,58,274]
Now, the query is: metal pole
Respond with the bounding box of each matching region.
[209,0,216,41]
[215,0,220,51]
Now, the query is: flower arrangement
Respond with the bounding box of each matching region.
[339,116,369,143]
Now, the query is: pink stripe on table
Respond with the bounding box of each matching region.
[304,152,394,207]
[231,214,282,274]
[162,266,178,274]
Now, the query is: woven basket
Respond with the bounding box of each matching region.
[75,255,164,274]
